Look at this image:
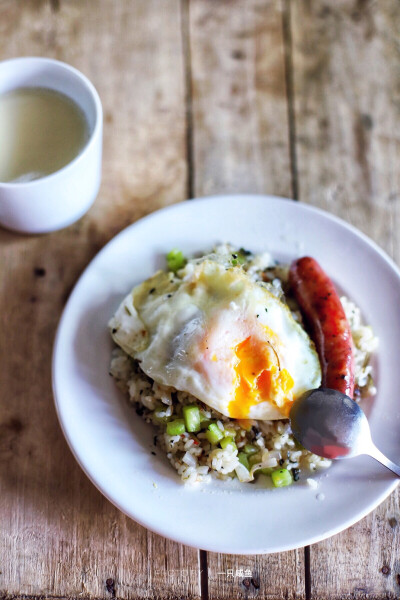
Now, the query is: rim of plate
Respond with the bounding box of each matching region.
[52,194,400,554]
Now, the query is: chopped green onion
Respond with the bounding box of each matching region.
[166,249,187,273]
[166,419,186,436]
[182,405,201,432]
[238,452,250,470]
[248,452,262,467]
[231,251,247,266]
[258,467,275,475]
[152,403,171,423]
[153,410,170,424]
[271,468,293,488]
[199,410,210,423]
[244,444,259,455]
[220,436,237,450]
[205,423,224,444]
[223,427,237,438]
[199,411,212,430]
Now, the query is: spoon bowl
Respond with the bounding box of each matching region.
[289,388,400,477]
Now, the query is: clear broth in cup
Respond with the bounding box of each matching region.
[0,87,89,183]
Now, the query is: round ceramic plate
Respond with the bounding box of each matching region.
[52,195,400,554]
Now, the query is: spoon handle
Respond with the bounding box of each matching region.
[367,445,400,478]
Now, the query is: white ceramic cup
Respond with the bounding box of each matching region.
[0,57,102,234]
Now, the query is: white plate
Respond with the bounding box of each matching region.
[52,195,400,554]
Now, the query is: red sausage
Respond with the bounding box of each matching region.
[289,257,355,398]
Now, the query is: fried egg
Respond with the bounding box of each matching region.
[109,259,321,420]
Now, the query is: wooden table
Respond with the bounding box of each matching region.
[1,1,400,598]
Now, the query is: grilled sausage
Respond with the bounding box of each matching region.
[289,257,355,398]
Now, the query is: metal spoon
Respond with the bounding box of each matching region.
[289,388,400,477]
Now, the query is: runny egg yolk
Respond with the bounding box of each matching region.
[227,335,294,419]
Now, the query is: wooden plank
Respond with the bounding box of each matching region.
[188,1,304,598]
[206,552,305,600]
[189,0,293,199]
[290,1,400,598]
[0,1,200,599]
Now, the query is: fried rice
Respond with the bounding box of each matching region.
[109,245,378,486]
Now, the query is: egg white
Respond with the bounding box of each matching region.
[109,259,321,420]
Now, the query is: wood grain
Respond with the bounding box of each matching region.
[188,0,292,199]
[0,1,200,599]
[206,551,305,600]
[188,1,304,598]
[2,1,400,598]
[290,0,400,598]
